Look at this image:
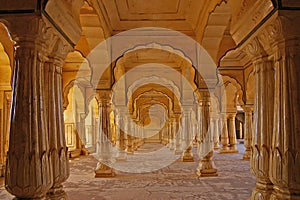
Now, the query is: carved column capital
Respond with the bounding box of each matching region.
[243,37,267,61]
[96,90,112,105]
[242,104,254,113]
[194,89,210,105]
[1,15,61,60]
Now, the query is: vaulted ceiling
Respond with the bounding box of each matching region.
[97,0,207,36]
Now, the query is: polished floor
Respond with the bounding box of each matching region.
[0,143,256,200]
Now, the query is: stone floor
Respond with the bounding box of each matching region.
[0,144,256,200]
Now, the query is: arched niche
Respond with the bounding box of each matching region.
[111,43,203,108]
[128,84,181,117]
[220,75,244,112]
[0,23,13,69]
[84,97,98,152]
[245,70,255,105]
[63,84,86,150]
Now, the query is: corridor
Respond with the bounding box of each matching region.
[1,144,256,200]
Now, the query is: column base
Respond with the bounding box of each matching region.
[219,146,238,154]
[161,140,168,145]
[228,145,238,153]
[251,181,273,200]
[68,148,81,158]
[196,168,218,177]
[243,149,251,160]
[182,155,194,162]
[13,196,46,200]
[181,148,194,162]
[213,143,220,150]
[271,187,300,200]
[126,146,134,154]
[219,146,230,154]
[47,184,67,200]
[95,163,115,178]
[196,151,218,177]
[81,147,89,156]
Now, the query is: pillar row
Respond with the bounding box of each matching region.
[95,90,115,177]
[196,89,217,177]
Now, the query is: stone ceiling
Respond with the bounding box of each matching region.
[96,0,207,36]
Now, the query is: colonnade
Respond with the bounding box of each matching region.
[0,5,299,200]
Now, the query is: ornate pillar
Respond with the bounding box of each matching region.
[242,105,253,160]
[265,13,300,200]
[228,112,238,153]
[219,114,229,153]
[196,89,217,177]
[115,111,127,161]
[2,16,56,199]
[168,118,176,150]
[44,40,73,199]
[79,113,89,155]
[212,117,220,150]
[181,107,194,162]
[174,118,182,154]
[245,37,275,199]
[125,115,134,154]
[95,90,115,177]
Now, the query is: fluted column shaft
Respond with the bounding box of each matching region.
[181,107,194,162]
[169,118,176,150]
[125,115,134,154]
[219,114,229,153]
[95,90,115,177]
[228,113,238,153]
[196,90,217,177]
[45,52,72,199]
[242,105,253,160]
[212,117,220,150]
[245,38,275,199]
[3,16,54,199]
[115,112,127,161]
[269,32,300,199]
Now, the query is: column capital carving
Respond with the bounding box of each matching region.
[242,104,254,113]
[226,112,236,119]
[194,89,210,104]
[96,90,112,104]
[1,16,59,59]
[242,11,300,61]
[243,37,267,61]
[49,37,73,62]
[258,11,300,49]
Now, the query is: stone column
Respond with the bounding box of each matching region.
[168,118,176,150]
[196,90,217,177]
[228,113,238,153]
[212,117,220,150]
[95,90,115,177]
[266,13,300,199]
[245,37,274,199]
[174,118,182,154]
[79,113,89,155]
[115,112,127,161]
[242,105,253,160]
[44,42,73,199]
[125,115,134,154]
[181,107,194,162]
[219,114,229,153]
[2,16,57,199]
